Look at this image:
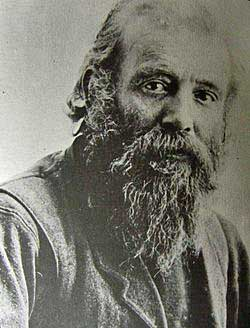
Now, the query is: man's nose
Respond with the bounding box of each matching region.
[160,120,191,134]
[159,99,193,134]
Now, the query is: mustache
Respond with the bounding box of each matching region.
[112,126,214,177]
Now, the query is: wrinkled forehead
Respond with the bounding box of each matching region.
[115,0,231,95]
[116,0,217,39]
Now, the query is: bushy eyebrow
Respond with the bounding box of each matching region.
[130,66,178,85]
[129,65,223,98]
[195,79,220,95]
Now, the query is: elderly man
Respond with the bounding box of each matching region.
[0,0,249,327]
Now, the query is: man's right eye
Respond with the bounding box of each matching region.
[140,80,169,96]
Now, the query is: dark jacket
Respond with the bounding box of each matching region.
[0,143,249,328]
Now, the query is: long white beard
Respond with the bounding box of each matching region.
[109,127,216,272]
[77,69,220,271]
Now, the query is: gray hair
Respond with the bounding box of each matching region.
[67,0,238,123]
[66,1,125,122]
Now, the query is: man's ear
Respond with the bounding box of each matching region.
[67,68,94,135]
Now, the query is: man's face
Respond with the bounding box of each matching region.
[116,18,231,156]
[82,11,232,270]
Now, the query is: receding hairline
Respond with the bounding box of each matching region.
[114,0,220,39]
[114,0,236,98]
[69,0,236,121]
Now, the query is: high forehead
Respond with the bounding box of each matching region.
[117,0,216,36]
[117,0,231,94]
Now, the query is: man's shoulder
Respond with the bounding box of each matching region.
[211,212,241,243]
[0,143,78,198]
[0,148,90,284]
[206,211,247,255]
[0,151,65,255]
[2,148,71,185]
[203,210,238,237]
[0,145,88,241]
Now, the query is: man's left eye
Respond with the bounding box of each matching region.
[193,90,218,105]
[141,80,168,96]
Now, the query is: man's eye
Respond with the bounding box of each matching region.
[193,90,218,105]
[141,80,168,96]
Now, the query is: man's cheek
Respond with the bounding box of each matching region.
[209,120,226,148]
[195,113,224,145]
[121,105,144,131]
[121,95,154,124]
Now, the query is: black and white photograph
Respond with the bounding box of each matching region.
[0,0,249,327]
